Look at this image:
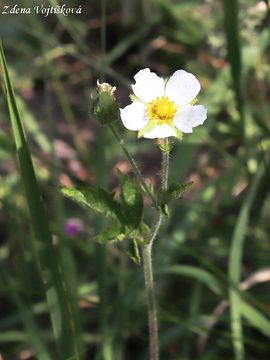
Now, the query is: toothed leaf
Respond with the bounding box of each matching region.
[118,172,144,229]
[61,185,124,223]
[158,181,193,214]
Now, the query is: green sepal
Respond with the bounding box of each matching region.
[169,120,183,140]
[138,120,157,138]
[174,127,183,140]
[117,171,144,229]
[129,95,147,105]
[89,91,98,115]
[157,138,176,153]
[165,119,184,140]
[61,185,124,223]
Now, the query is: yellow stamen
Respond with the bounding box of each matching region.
[147,96,177,125]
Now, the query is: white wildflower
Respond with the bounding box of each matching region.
[120,68,207,139]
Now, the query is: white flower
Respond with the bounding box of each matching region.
[120,68,207,139]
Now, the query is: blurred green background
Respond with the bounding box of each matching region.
[1,0,270,359]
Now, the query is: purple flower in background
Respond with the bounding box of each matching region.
[65,218,83,237]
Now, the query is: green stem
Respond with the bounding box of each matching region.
[142,245,159,360]
[161,140,170,191]
[109,122,157,205]
[142,138,170,360]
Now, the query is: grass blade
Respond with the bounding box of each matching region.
[222,0,245,133]
[241,301,270,338]
[0,271,51,360]
[228,162,264,360]
[0,41,82,359]
[158,265,223,296]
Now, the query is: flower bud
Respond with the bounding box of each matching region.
[92,80,119,125]
[97,80,116,95]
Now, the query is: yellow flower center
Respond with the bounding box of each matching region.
[147,96,177,125]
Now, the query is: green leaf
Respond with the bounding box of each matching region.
[158,181,193,214]
[118,172,144,229]
[61,185,124,223]
[95,222,126,243]
[0,41,82,358]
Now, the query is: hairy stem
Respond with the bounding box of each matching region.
[143,138,170,360]
[142,244,159,360]
[109,122,157,205]
[161,142,170,191]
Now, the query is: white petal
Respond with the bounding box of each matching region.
[120,102,148,131]
[165,70,201,105]
[144,124,176,139]
[174,105,207,133]
[131,68,165,102]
